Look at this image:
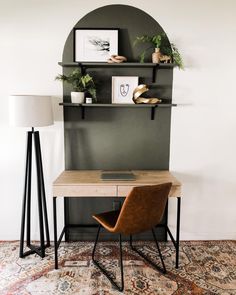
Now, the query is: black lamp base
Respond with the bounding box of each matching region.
[19,128,50,258]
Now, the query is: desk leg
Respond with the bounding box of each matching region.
[176,197,181,268]
[164,200,169,242]
[53,197,58,269]
[64,198,69,241]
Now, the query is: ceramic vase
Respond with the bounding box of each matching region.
[152,48,161,63]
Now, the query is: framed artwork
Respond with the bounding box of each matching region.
[74,28,119,62]
[112,76,139,104]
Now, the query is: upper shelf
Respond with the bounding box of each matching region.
[58,62,175,69]
[59,102,176,107]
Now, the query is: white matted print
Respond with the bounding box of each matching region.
[74,29,118,62]
[112,76,139,104]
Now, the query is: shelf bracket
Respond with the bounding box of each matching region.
[151,105,157,120]
[79,63,86,75]
[81,105,85,119]
[152,64,158,83]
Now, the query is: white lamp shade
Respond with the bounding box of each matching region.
[9,95,53,127]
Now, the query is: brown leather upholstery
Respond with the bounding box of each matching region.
[93,183,172,235]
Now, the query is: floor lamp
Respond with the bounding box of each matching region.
[9,95,53,258]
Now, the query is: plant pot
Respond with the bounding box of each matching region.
[152,48,161,63]
[71,92,85,103]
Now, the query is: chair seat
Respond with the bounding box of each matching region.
[93,210,120,232]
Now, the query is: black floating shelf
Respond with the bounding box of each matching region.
[59,103,176,107]
[58,62,175,83]
[58,62,175,69]
[59,102,177,120]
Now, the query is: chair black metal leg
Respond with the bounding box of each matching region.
[119,234,124,290]
[152,228,166,273]
[130,230,166,274]
[164,200,168,242]
[92,226,124,292]
[92,224,101,260]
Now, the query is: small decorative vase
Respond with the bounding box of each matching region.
[71,92,85,103]
[152,48,161,63]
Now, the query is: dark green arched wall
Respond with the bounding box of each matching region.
[62,4,173,240]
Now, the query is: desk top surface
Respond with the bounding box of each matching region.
[53,170,181,187]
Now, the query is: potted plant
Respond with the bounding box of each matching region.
[55,69,96,103]
[134,33,184,69]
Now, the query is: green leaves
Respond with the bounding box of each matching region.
[133,33,184,69]
[151,35,162,48]
[134,33,165,49]
[170,43,184,70]
[133,35,152,46]
[55,69,96,98]
[140,51,146,63]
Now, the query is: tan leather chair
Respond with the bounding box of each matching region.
[92,182,172,292]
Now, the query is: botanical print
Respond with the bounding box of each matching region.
[83,36,110,60]
[87,36,110,53]
[75,29,118,62]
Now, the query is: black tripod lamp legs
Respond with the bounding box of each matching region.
[19,130,50,259]
[92,225,124,292]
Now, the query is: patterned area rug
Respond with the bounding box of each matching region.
[0,240,236,294]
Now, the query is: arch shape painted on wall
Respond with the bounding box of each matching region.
[63,4,171,63]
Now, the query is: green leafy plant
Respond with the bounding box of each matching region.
[133,33,163,49]
[55,69,96,98]
[134,33,184,69]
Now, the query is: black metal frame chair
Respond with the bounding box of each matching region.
[92,183,171,292]
[92,225,166,292]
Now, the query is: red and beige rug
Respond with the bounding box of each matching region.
[0,240,235,294]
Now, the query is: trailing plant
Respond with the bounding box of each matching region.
[55,69,96,98]
[162,43,184,70]
[134,33,184,69]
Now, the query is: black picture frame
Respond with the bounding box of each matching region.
[73,28,119,62]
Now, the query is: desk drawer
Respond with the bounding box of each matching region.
[117,185,180,198]
[53,185,117,197]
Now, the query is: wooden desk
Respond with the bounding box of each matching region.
[53,170,182,269]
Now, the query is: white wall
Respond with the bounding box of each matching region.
[0,0,235,240]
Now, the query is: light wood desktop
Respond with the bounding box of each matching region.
[53,170,182,269]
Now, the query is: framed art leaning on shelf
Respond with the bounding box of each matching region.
[112,76,139,104]
[74,28,119,62]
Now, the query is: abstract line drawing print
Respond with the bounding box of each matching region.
[112,76,138,104]
[120,84,130,97]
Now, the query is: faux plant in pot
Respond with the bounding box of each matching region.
[55,69,96,103]
[134,34,162,63]
[134,33,184,69]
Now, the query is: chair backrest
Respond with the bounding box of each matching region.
[114,183,172,235]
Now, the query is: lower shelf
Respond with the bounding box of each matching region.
[59,102,177,120]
